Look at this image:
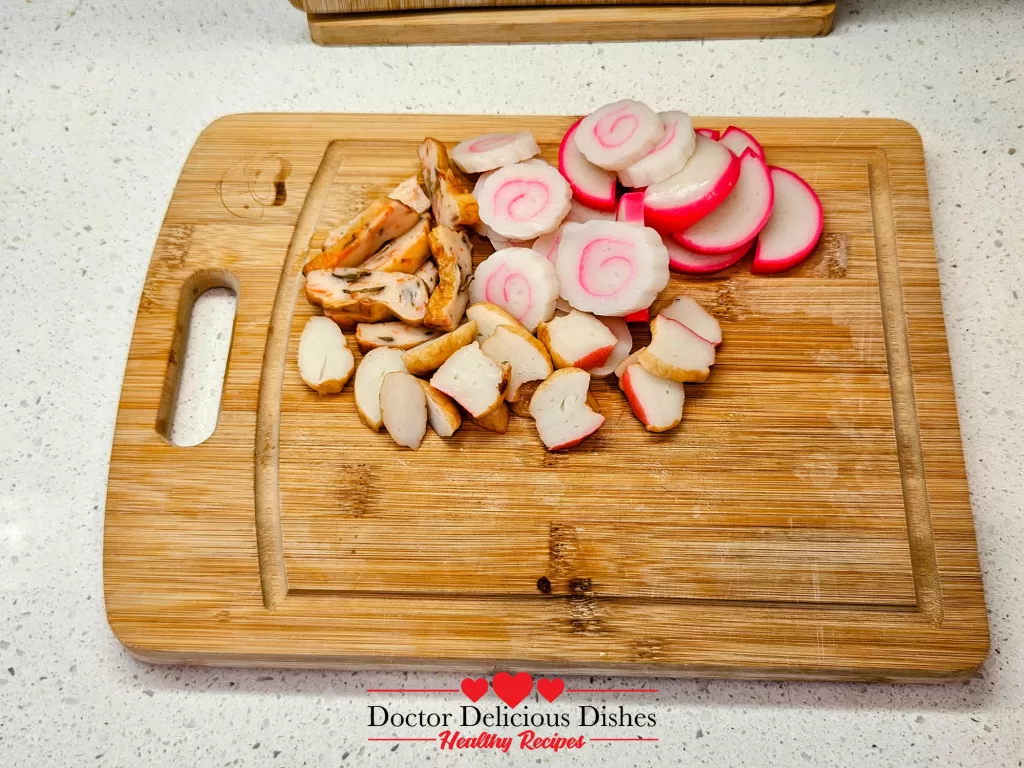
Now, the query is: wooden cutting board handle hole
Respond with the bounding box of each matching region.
[155,269,240,447]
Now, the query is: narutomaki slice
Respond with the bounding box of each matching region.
[476,162,572,240]
[615,191,645,226]
[531,225,565,263]
[666,237,750,275]
[473,160,548,249]
[618,111,696,189]
[643,135,741,233]
[555,220,669,317]
[674,150,774,255]
[451,131,541,174]
[558,119,618,212]
[469,247,560,332]
[718,126,765,160]
[574,100,665,172]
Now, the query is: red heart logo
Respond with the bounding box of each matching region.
[460,677,488,703]
[536,677,565,703]
[491,672,533,708]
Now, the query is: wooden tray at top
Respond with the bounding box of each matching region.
[291,0,818,11]
[103,113,988,681]
[297,2,836,45]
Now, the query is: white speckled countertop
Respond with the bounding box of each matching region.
[2,0,1022,765]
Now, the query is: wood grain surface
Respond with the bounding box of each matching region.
[104,113,988,680]
[306,2,836,45]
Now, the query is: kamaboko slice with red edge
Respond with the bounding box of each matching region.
[619,364,684,433]
[476,162,572,240]
[558,119,618,212]
[666,237,750,275]
[643,135,740,233]
[615,191,645,226]
[618,111,696,188]
[717,126,765,160]
[575,100,665,172]
[530,368,605,451]
[588,316,633,378]
[674,149,774,255]
[451,132,541,174]
[751,167,824,275]
[469,247,559,332]
[555,220,668,317]
[658,296,722,347]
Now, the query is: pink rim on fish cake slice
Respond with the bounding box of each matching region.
[666,236,751,275]
[752,166,824,275]
[555,220,669,317]
[717,126,765,160]
[558,119,618,212]
[695,128,720,141]
[615,191,645,225]
[674,149,774,255]
[574,99,666,172]
[469,247,560,331]
[618,111,696,188]
[476,162,572,240]
[643,135,741,233]
[451,131,540,174]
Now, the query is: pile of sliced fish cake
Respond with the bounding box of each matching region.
[297,100,824,450]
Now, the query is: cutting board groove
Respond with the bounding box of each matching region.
[104,113,987,680]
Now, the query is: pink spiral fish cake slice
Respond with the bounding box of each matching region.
[618,111,696,188]
[555,220,669,317]
[575,99,665,172]
[476,162,572,240]
[469,247,560,331]
[451,131,540,174]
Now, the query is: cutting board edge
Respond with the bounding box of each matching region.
[304,2,836,46]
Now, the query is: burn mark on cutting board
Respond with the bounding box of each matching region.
[548,524,578,576]
[632,638,664,662]
[156,225,193,270]
[567,577,603,635]
[709,278,742,322]
[337,463,376,518]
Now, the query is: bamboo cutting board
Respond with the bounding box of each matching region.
[104,113,988,681]
[302,2,835,44]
